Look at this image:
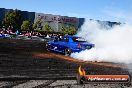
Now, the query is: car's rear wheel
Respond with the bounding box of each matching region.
[64,48,72,56]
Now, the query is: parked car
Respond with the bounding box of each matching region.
[14,35,31,40]
[39,35,54,42]
[46,35,95,56]
[0,34,4,38]
[30,36,46,41]
[22,36,31,40]
[0,34,11,39]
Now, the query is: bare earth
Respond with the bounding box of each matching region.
[0,39,131,88]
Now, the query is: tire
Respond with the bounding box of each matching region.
[64,48,72,56]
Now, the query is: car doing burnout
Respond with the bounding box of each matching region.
[46,36,95,56]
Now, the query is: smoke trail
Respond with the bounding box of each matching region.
[71,20,132,64]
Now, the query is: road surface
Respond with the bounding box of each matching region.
[0,39,131,88]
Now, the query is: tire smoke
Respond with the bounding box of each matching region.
[71,20,132,64]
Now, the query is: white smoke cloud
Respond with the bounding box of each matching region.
[71,20,132,64]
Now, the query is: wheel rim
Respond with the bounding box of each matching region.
[65,49,71,56]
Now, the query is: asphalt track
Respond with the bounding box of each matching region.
[0,39,131,88]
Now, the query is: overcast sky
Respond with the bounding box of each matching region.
[0,0,132,23]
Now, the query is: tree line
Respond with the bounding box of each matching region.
[1,9,77,35]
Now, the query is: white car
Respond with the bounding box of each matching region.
[30,36,46,41]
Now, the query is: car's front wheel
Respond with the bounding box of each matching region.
[64,48,72,56]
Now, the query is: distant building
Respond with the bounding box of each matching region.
[20,11,35,23]
[0,8,8,27]
[0,8,120,31]
[34,13,82,31]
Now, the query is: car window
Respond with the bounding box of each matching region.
[61,37,69,42]
[72,37,86,42]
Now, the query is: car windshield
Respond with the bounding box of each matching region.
[72,37,87,42]
[61,37,68,42]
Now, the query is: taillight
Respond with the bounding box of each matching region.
[77,43,81,48]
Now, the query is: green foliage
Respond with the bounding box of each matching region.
[32,23,37,29]
[21,20,30,31]
[43,24,53,33]
[3,9,22,31]
[32,17,43,30]
[69,26,77,34]
[60,26,77,35]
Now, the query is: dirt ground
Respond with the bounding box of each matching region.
[0,39,131,88]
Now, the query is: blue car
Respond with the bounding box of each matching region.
[0,34,11,39]
[46,36,94,56]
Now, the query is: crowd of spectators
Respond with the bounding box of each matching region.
[0,28,15,35]
[0,27,68,41]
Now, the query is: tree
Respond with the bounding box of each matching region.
[3,9,22,31]
[21,20,30,31]
[32,15,43,30]
[43,24,53,33]
[32,23,37,30]
[69,26,77,35]
[60,26,77,35]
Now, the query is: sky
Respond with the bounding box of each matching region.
[0,0,132,23]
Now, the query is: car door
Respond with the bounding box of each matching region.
[58,37,69,52]
[51,37,64,52]
[51,41,60,51]
[66,37,76,50]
